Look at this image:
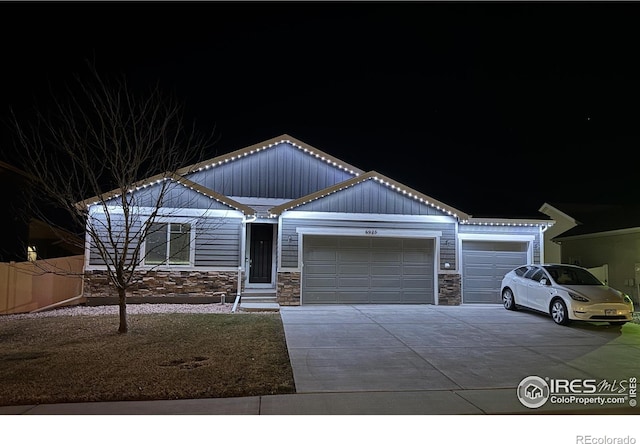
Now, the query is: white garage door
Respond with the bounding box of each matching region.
[303,236,435,304]
[462,241,528,304]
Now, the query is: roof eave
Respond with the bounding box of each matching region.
[465,217,555,227]
[269,171,470,220]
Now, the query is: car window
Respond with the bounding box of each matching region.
[547,268,559,281]
[523,267,539,279]
[543,265,603,285]
[530,269,546,282]
[514,266,529,277]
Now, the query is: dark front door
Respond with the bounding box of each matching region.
[249,224,273,283]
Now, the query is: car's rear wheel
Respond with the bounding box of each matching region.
[502,288,517,311]
[550,299,570,325]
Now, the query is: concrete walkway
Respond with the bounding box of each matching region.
[1,304,639,415]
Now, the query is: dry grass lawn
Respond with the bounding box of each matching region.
[0,312,296,406]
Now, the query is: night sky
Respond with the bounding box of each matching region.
[2,1,639,219]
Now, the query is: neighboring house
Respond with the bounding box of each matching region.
[545,202,640,305]
[28,218,84,260]
[538,203,578,264]
[0,160,31,262]
[0,160,84,262]
[83,135,553,306]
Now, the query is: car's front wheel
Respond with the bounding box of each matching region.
[502,288,517,311]
[550,299,570,325]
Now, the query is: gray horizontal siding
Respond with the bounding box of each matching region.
[185,142,355,199]
[88,213,242,268]
[290,180,447,215]
[88,214,141,266]
[281,218,455,269]
[194,218,242,267]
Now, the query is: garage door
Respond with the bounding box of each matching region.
[303,236,434,304]
[462,241,528,304]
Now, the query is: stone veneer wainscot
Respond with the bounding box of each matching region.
[277,271,301,306]
[84,270,238,300]
[438,273,461,305]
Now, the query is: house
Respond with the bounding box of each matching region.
[538,203,579,264]
[543,202,640,305]
[83,135,553,306]
[525,384,544,400]
[27,218,84,260]
[0,160,31,262]
[0,160,83,262]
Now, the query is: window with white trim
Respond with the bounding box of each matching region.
[144,222,192,265]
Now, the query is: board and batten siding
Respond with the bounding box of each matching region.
[106,180,225,210]
[278,177,458,270]
[295,180,448,215]
[185,142,356,199]
[280,217,455,270]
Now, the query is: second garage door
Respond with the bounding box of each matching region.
[462,240,529,304]
[303,236,435,304]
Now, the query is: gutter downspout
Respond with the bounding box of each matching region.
[232,266,242,313]
[232,295,240,313]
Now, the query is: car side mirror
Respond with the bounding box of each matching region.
[540,278,549,286]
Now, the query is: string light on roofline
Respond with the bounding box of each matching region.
[190,139,361,175]
[462,220,546,227]
[92,141,469,222]
[268,175,461,219]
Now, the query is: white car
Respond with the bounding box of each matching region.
[500,263,634,326]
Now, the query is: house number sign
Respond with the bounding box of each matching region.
[365,229,378,235]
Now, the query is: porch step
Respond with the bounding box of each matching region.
[238,294,280,312]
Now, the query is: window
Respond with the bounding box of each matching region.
[27,246,37,262]
[145,222,192,265]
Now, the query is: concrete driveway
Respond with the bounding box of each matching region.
[280,304,640,413]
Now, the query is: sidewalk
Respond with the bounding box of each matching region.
[2,388,637,415]
[0,388,640,415]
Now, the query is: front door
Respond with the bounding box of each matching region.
[248,224,273,284]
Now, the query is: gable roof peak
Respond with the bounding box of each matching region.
[269,169,470,220]
[178,134,365,177]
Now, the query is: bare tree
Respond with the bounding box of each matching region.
[9,64,214,333]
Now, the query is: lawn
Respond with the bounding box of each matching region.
[0,312,296,406]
